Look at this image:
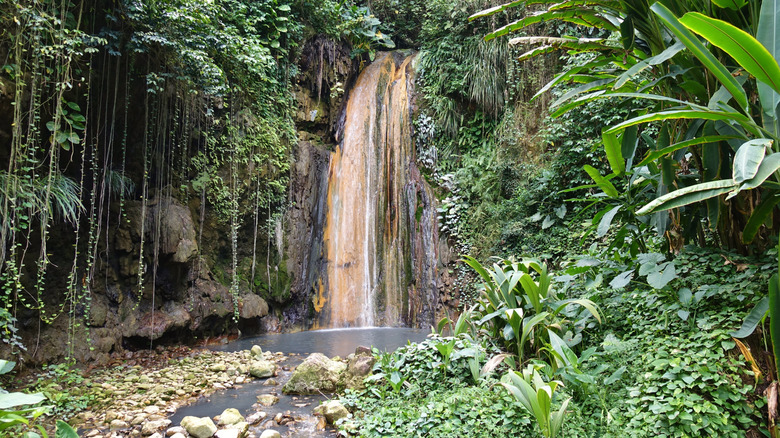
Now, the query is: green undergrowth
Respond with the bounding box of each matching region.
[338,246,770,437]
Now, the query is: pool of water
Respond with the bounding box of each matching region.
[211,327,430,357]
[170,327,430,436]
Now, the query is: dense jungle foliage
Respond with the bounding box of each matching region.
[3,0,780,436]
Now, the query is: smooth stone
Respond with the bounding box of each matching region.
[170,434,187,438]
[214,431,240,438]
[218,408,244,426]
[181,416,218,438]
[142,419,172,436]
[109,419,129,431]
[250,345,263,358]
[249,360,276,378]
[166,427,186,436]
[256,394,279,407]
[259,430,281,438]
[314,400,349,424]
[245,412,266,425]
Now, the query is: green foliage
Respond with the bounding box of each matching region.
[0,360,50,437]
[340,337,535,437]
[501,364,569,438]
[463,256,602,362]
[31,362,93,421]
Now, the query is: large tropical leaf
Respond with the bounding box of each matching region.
[680,12,780,95]
[651,3,749,111]
[711,0,748,10]
[739,149,780,190]
[637,135,737,167]
[636,179,737,215]
[0,392,46,410]
[757,0,780,134]
[485,9,618,41]
[583,165,618,198]
[732,139,769,183]
[731,297,769,338]
[469,0,524,20]
[602,130,625,175]
[614,42,685,88]
[605,109,759,137]
[769,274,780,382]
[743,192,780,244]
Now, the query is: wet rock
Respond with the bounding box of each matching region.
[250,345,263,358]
[149,434,163,438]
[314,400,349,424]
[282,353,346,394]
[256,394,279,406]
[209,363,227,372]
[181,416,217,438]
[249,360,276,378]
[345,349,376,389]
[214,430,240,438]
[245,412,266,425]
[240,294,269,319]
[165,426,187,436]
[262,378,277,386]
[259,431,281,438]
[155,197,199,263]
[109,419,129,430]
[142,419,172,435]
[218,408,244,426]
[88,293,109,327]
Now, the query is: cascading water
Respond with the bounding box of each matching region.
[316,51,439,328]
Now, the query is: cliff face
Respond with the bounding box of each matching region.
[284,51,441,331]
[5,35,449,366]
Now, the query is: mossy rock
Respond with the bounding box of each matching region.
[282,353,347,394]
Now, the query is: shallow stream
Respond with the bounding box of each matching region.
[170,328,429,436]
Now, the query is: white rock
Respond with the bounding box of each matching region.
[259,431,281,438]
[218,408,245,426]
[166,427,186,437]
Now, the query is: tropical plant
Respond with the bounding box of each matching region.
[463,256,602,363]
[0,360,78,438]
[501,364,570,438]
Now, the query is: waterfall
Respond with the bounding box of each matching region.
[317,52,439,328]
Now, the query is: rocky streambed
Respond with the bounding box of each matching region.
[64,343,374,438]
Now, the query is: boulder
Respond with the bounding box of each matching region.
[282,353,347,394]
[314,400,350,424]
[345,349,376,389]
[249,360,276,378]
[181,416,217,438]
[218,408,244,426]
[259,430,281,438]
[240,294,269,319]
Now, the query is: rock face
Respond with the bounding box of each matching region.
[181,416,217,438]
[282,353,347,394]
[314,400,350,424]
